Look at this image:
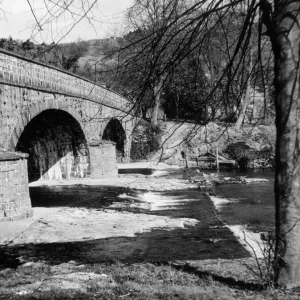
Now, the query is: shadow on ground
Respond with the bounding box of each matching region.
[29,185,138,210]
[0,184,250,269]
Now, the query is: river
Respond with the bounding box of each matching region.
[213,169,275,233]
[0,167,274,268]
[157,167,275,232]
[153,167,275,233]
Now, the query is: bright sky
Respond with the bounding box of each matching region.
[0,0,134,43]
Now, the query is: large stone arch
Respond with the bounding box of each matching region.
[16,109,89,182]
[7,98,88,151]
[10,100,90,182]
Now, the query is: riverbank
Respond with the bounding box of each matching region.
[144,121,276,169]
[1,165,298,299]
[0,164,270,249]
[0,171,196,246]
[2,258,299,300]
[1,171,248,262]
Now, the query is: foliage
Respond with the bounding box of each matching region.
[242,231,285,289]
[0,37,88,73]
[131,121,161,160]
[225,142,256,168]
[95,0,274,126]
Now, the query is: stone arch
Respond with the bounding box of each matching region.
[13,105,90,182]
[7,98,87,151]
[102,118,127,162]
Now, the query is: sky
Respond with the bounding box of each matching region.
[0,0,134,43]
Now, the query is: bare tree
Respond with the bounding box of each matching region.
[20,0,300,287]
[113,0,300,287]
[267,0,300,287]
[109,0,194,126]
[106,1,268,126]
[26,0,99,44]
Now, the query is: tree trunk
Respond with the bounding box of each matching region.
[151,78,164,126]
[175,89,179,120]
[236,49,253,127]
[235,85,251,126]
[273,0,300,288]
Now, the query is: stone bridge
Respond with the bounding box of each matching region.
[0,50,138,221]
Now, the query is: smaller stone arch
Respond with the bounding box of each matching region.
[102,118,127,162]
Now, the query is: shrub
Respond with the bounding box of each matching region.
[130,121,161,160]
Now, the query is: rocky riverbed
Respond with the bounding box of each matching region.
[0,168,196,246]
[0,163,254,267]
[0,163,283,299]
[0,163,271,260]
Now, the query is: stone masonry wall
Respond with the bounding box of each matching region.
[89,142,118,178]
[0,51,137,221]
[0,50,128,111]
[0,50,137,160]
[0,151,32,222]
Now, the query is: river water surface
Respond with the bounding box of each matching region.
[0,168,275,269]
[214,169,275,232]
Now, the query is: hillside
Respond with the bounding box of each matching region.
[146,121,276,168]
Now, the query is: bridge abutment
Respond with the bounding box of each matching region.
[0,151,33,222]
[89,141,118,178]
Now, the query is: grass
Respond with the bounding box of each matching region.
[1,260,300,300]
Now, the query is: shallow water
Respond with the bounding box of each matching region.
[214,170,275,232]
[0,183,249,269]
[118,168,154,175]
[0,168,274,269]
[153,167,275,231]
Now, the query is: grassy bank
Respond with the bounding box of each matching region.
[1,259,300,299]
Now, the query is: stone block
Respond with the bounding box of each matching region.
[7,170,14,180]
[1,179,9,187]
[20,192,29,200]
[8,209,17,217]
[3,193,12,203]
[6,186,16,194]
[8,202,15,209]
[1,203,8,210]
[17,185,25,193]
[6,160,18,165]
[1,166,10,172]
[13,194,21,207]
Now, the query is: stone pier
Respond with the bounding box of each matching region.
[89,141,118,178]
[0,151,33,222]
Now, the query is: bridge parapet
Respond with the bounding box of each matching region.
[0,50,129,111]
